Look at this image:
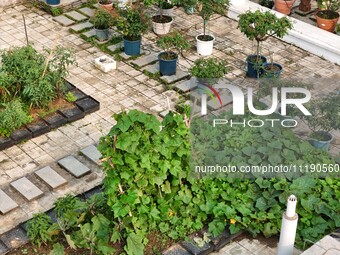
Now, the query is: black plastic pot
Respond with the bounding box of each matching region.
[246,55,267,78]
[158,52,178,76]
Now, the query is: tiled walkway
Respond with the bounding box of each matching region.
[0,2,339,252]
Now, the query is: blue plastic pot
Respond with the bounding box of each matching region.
[46,0,60,5]
[262,63,283,78]
[95,28,109,41]
[124,37,141,56]
[246,55,267,78]
[158,52,178,75]
[309,131,333,151]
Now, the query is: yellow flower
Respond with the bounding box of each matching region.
[230,219,236,224]
[168,211,174,217]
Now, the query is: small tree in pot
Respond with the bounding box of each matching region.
[196,0,229,56]
[92,9,113,41]
[189,57,228,85]
[238,10,292,78]
[114,6,150,56]
[144,0,178,35]
[299,92,340,151]
[156,31,190,75]
[316,0,340,32]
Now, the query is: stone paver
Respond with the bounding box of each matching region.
[301,236,340,255]
[52,15,75,26]
[64,10,87,22]
[175,79,197,93]
[78,7,96,17]
[82,29,96,38]
[0,240,8,254]
[35,166,67,189]
[160,69,189,84]
[0,190,18,214]
[10,177,43,201]
[58,156,91,178]
[80,145,102,165]
[107,42,123,52]
[70,21,93,32]
[142,63,159,74]
[131,54,158,67]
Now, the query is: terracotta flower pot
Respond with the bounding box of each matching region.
[98,1,113,12]
[316,10,340,32]
[274,0,296,15]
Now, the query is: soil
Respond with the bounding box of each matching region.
[30,97,73,120]
[264,64,281,72]
[159,51,178,60]
[152,15,172,23]
[197,34,214,41]
[8,231,174,255]
[247,55,265,64]
[316,10,340,19]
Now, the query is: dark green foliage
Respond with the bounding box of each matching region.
[26,213,53,247]
[0,100,32,137]
[189,57,228,79]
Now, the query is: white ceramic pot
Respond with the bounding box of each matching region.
[230,0,247,6]
[152,16,173,35]
[196,34,215,56]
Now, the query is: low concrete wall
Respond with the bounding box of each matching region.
[227,0,340,65]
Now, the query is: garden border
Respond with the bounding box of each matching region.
[0,80,100,151]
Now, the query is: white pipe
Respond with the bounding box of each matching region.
[278,195,298,255]
[201,93,207,115]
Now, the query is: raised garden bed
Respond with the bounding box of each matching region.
[0,80,100,151]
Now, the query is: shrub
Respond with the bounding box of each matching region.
[0,100,32,137]
[189,57,228,79]
[26,213,53,247]
[156,31,190,60]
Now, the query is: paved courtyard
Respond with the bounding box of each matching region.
[0,2,339,254]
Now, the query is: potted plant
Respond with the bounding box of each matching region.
[156,31,190,75]
[315,0,340,32]
[46,0,61,5]
[274,0,296,15]
[114,6,150,56]
[196,0,229,56]
[92,9,112,41]
[189,57,228,85]
[238,10,293,78]
[144,0,175,35]
[160,0,175,16]
[300,92,340,151]
[98,0,114,12]
[259,0,274,9]
[262,52,283,78]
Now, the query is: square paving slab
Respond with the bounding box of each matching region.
[131,54,158,67]
[78,7,96,17]
[0,189,18,214]
[0,227,28,249]
[58,156,90,178]
[35,166,67,189]
[64,11,87,22]
[160,70,189,84]
[80,145,102,165]
[70,21,93,32]
[53,15,75,26]
[10,177,43,201]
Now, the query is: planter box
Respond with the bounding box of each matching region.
[75,96,100,114]
[10,127,32,144]
[58,105,85,122]
[94,55,116,73]
[43,112,68,129]
[26,120,51,137]
[69,89,87,101]
[0,136,13,151]
[64,80,76,92]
